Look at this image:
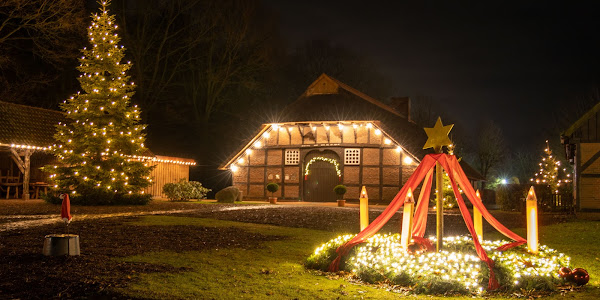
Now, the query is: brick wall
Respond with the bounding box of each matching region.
[230,123,420,202]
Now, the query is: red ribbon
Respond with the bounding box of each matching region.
[328,154,527,290]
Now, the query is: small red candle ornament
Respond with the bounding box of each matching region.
[571,268,590,286]
[558,267,589,286]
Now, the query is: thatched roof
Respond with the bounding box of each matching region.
[0,101,65,149]
[280,74,427,158]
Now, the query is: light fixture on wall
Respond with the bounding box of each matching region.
[403,156,413,165]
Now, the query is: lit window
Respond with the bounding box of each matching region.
[285,149,300,165]
[345,148,360,165]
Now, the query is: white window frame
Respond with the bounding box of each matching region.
[344,148,361,165]
[285,149,300,165]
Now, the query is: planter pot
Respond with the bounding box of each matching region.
[337,199,346,207]
[269,197,277,204]
[43,234,80,256]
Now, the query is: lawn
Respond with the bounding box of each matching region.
[113,215,600,299]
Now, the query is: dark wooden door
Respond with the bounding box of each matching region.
[303,160,338,202]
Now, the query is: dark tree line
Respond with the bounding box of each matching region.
[1,0,393,191]
[4,0,583,192]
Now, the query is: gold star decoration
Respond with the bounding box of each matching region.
[423,117,454,153]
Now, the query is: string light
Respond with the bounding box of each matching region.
[304,157,341,177]
[311,234,571,294]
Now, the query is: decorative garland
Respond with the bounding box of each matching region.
[304,157,341,180]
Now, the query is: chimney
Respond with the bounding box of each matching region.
[389,97,411,120]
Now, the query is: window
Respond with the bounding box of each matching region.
[285,149,300,165]
[344,148,360,165]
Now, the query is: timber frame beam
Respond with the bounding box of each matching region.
[9,148,32,200]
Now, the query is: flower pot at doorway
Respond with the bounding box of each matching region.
[334,185,347,207]
[266,183,279,204]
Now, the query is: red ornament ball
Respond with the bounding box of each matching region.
[407,243,427,255]
[558,267,572,278]
[571,268,590,286]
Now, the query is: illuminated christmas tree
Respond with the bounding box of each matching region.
[530,140,571,194]
[44,0,152,202]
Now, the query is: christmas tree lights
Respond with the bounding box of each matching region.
[530,140,571,193]
[43,0,152,198]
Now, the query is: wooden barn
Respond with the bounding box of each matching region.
[0,101,195,199]
[561,101,600,210]
[220,74,484,203]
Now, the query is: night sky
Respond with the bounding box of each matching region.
[264,0,600,150]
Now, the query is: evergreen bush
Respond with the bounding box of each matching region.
[215,186,241,203]
[496,184,527,211]
[43,190,151,205]
[333,184,347,199]
[162,179,211,201]
[266,182,279,196]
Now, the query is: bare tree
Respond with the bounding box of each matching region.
[476,120,506,188]
[116,0,215,113]
[0,0,85,104]
[182,0,279,126]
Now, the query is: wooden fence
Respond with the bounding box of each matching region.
[142,155,195,198]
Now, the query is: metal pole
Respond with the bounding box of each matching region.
[436,161,444,251]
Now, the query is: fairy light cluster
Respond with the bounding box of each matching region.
[349,234,484,293]
[228,121,417,172]
[7,144,50,151]
[304,156,341,177]
[530,140,571,193]
[309,234,571,294]
[42,0,151,196]
[130,155,196,166]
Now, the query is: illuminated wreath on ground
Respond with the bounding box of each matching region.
[304,157,341,180]
[306,234,579,295]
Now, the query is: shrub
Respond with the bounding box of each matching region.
[266,182,279,196]
[496,184,527,211]
[215,186,241,203]
[162,179,211,201]
[43,190,152,205]
[333,184,347,199]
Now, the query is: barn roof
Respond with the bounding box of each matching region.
[219,74,485,181]
[280,73,427,157]
[562,101,600,137]
[0,101,195,165]
[0,101,65,149]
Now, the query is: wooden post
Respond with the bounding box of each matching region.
[436,162,444,251]
[359,186,369,231]
[23,149,31,200]
[526,186,539,254]
[10,148,31,200]
[401,188,415,249]
[474,190,483,242]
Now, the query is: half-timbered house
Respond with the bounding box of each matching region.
[220,74,484,203]
[561,102,600,210]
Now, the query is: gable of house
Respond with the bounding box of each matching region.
[561,101,600,210]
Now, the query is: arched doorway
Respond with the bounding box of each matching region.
[303,150,341,202]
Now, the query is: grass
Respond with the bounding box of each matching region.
[115,216,600,299]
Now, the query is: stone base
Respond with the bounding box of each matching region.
[43,234,80,256]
